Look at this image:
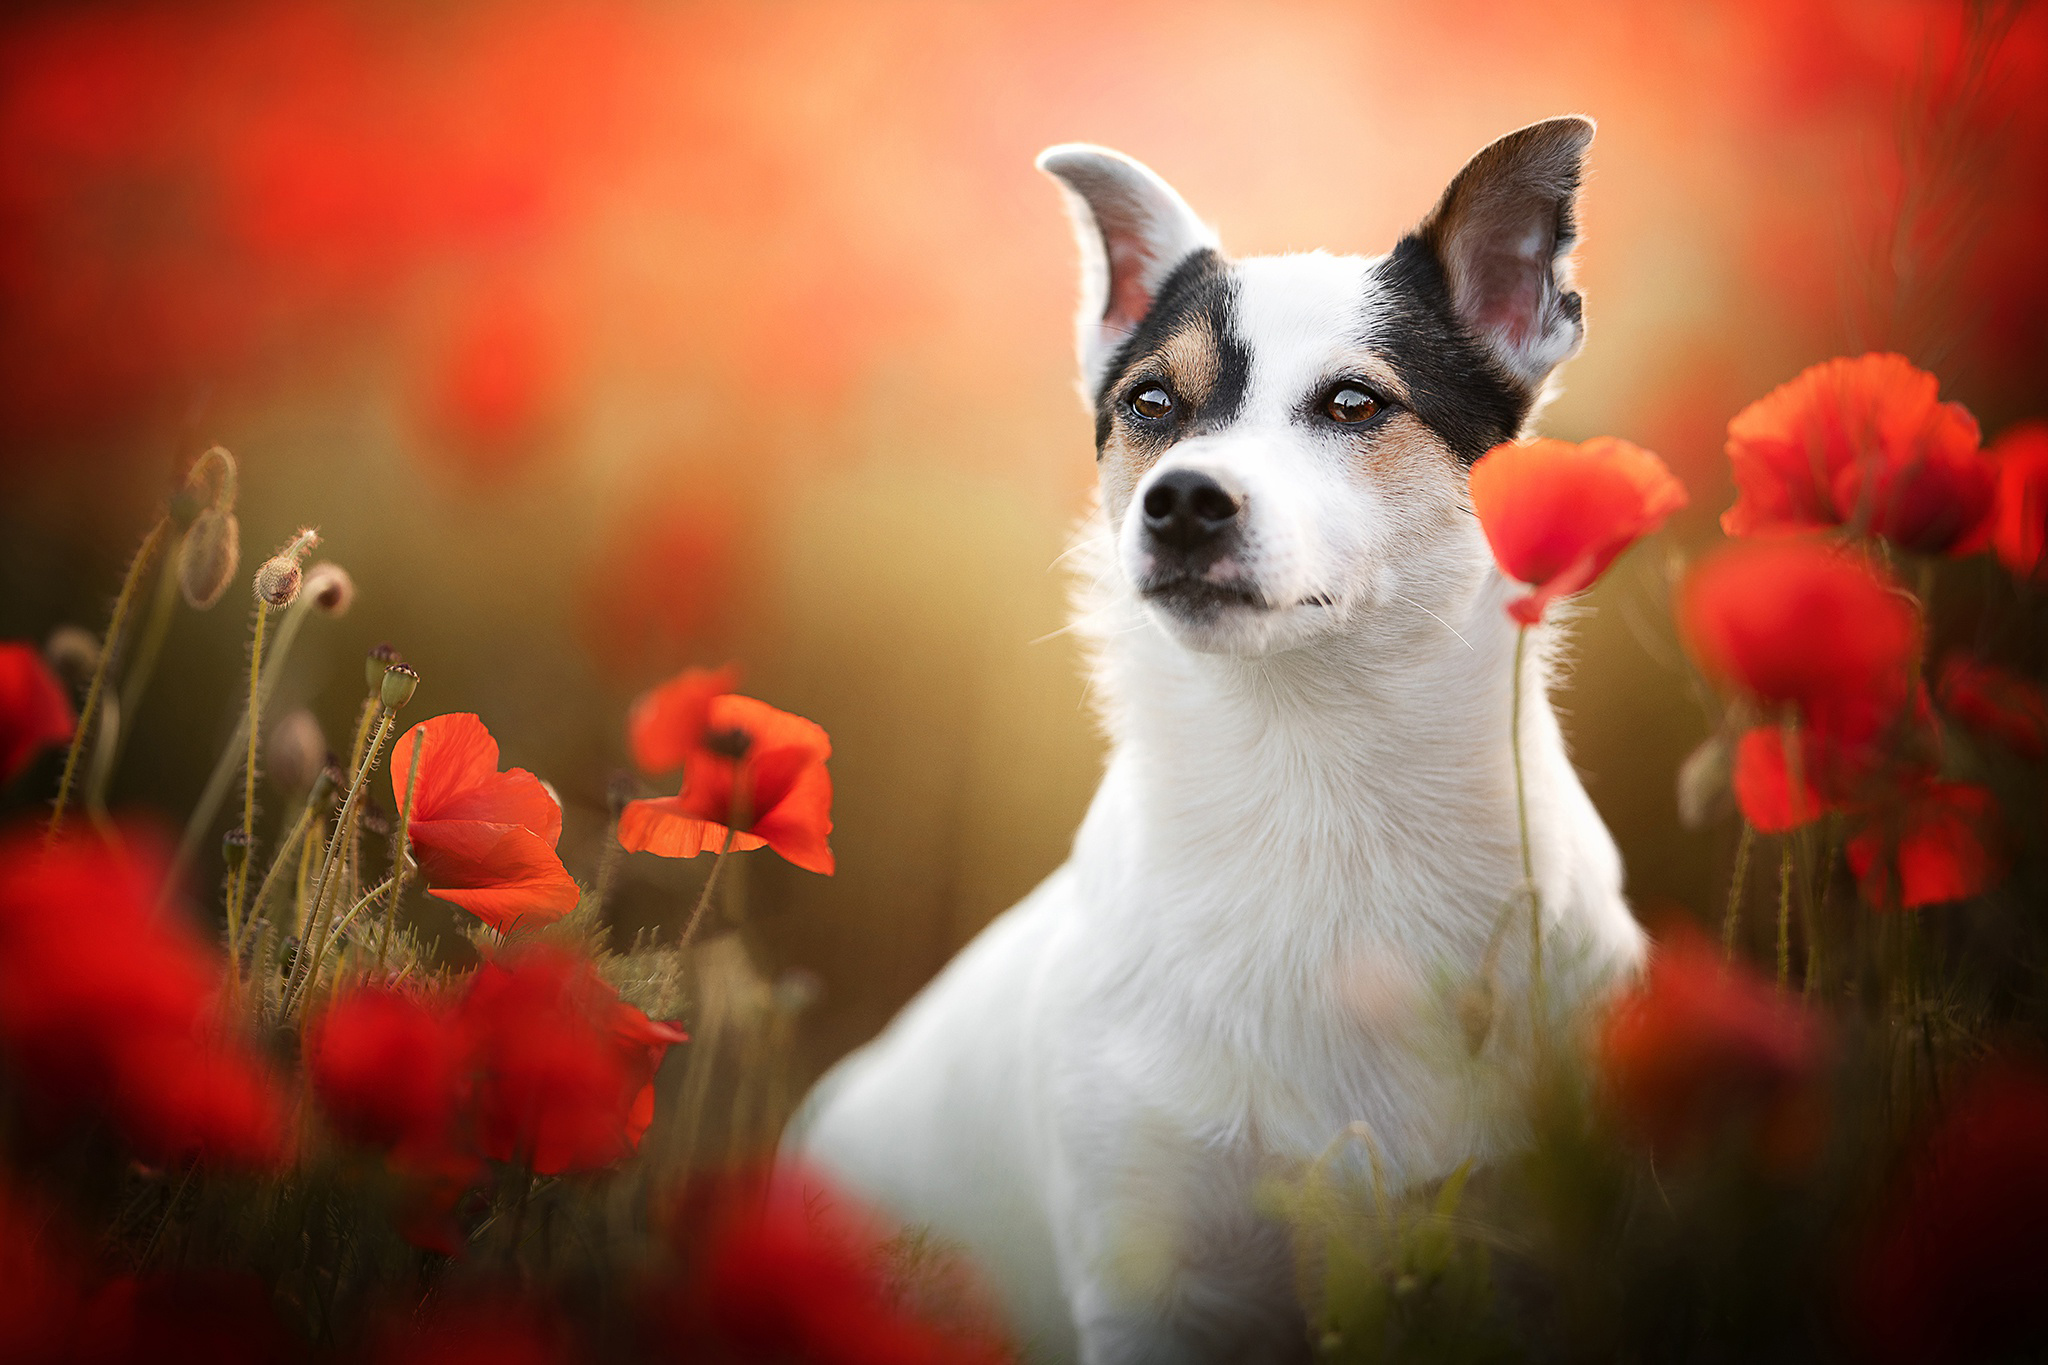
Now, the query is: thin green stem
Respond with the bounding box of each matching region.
[1776,842,1794,991]
[103,536,183,795]
[225,604,268,953]
[284,706,395,1018]
[1722,823,1755,959]
[237,798,317,961]
[1510,626,1543,1044]
[679,825,739,951]
[378,729,424,975]
[49,519,169,841]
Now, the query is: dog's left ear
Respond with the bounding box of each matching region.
[1417,116,1594,388]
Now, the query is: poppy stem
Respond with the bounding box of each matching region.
[48,517,169,843]
[224,603,269,957]
[100,545,182,804]
[285,705,397,1018]
[1722,823,1755,959]
[1775,841,1794,991]
[1511,625,1544,1049]
[679,825,738,951]
[378,729,424,976]
[236,796,318,962]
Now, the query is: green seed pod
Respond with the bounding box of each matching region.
[379,663,419,710]
[222,827,253,872]
[178,508,241,610]
[365,643,403,691]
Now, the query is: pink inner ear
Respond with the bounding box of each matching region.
[1468,253,1541,349]
[1103,230,1157,330]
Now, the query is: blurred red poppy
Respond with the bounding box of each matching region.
[0,643,74,786]
[1594,928,1831,1167]
[1938,656,2048,761]
[1467,437,1688,625]
[1845,779,2001,910]
[0,1183,85,1365]
[415,286,575,481]
[73,1270,296,1365]
[1850,1060,2048,1364]
[307,983,468,1155]
[0,828,290,1168]
[371,1299,577,1365]
[1721,353,1991,554]
[1730,726,1832,833]
[628,663,740,775]
[1989,421,2048,580]
[456,945,684,1175]
[390,713,580,933]
[679,1166,1014,1365]
[619,692,835,875]
[1677,541,1920,737]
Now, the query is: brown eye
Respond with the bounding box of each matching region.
[1131,386,1176,420]
[1322,385,1381,424]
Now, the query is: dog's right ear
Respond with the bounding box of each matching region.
[1037,145,1220,394]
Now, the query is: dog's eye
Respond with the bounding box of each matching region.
[1130,386,1176,421]
[1321,385,1382,424]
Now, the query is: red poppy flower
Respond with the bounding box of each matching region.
[627,663,739,775]
[1721,353,1991,553]
[456,945,684,1175]
[1467,437,1688,625]
[679,1167,1014,1365]
[1730,726,1832,833]
[1849,1061,2048,1364]
[0,1183,86,1365]
[0,643,74,786]
[307,984,468,1155]
[390,713,580,934]
[1677,542,1920,736]
[1845,779,2000,910]
[1594,928,1831,1167]
[1989,421,2048,580]
[1938,656,2048,761]
[619,691,835,875]
[0,828,290,1168]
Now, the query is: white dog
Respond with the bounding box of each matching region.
[787,117,1645,1363]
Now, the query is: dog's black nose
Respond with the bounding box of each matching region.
[1142,470,1240,552]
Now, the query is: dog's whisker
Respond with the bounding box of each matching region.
[1390,592,1475,651]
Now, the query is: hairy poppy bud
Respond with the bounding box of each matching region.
[380,663,419,710]
[365,643,404,691]
[267,710,326,794]
[303,562,354,617]
[172,445,238,527]
[311,762,345,810]
[223,826,253,872]
[178,508,241,610]
[43,625,99,686]
[253,527,320,609]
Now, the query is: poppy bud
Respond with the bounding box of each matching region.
[311,762,345,810]
[266,710,326,795]
[380,664,419,710]
[43,625,98,687]
[365,643,404,691]
[177,508,241,610]
[303,562,354,617]
[1677,731,1737,831]
[253,527,320,609]
[168,486,205,530]
[223,826,253,872]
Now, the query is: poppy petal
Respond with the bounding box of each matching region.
[628,664,740,775]
[1731,726,1831,833]
[617,798,768,859]
[0,643,76,786]
[408,820,581,932]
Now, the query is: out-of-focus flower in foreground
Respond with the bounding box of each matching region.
[1678,541,1920,738]
[1729,725,1833,833]
[620,679,835,875]
[1845,779,2001,910]
[1850,1061,2048,1364]
[672,1167,1014,1365]
[1594,929,1831,1166]
[1467,436,1687,625]
[0,829,289,1168]
[307,984,468,1157]
[457,945,685,1175]
[390,713,581,933]
[1938,656,2048,761]
[1721,353,1992,553]
[0,643,74,786]
[1989,421,2048,580]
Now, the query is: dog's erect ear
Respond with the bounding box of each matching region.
[1417,116,1594,388]
[1036,144,1220,393]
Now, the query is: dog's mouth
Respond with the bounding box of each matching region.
[1140,575,1270,614]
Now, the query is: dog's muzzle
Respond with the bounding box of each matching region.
[1136,469,1268,613]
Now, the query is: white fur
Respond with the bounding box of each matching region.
[786,149,1643,1365]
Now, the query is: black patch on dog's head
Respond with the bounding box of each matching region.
[1368,237,1534,464]
[1092,248,1250,455]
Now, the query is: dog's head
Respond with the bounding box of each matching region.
[1040,118,1593,656]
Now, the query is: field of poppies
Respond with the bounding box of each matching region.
[3,0,2048,1361]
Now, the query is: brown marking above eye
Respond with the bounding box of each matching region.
[1322,385,1382,424]
[1132,385,1175,419]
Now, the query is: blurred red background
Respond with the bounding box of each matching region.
[2,0,2043,1080]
